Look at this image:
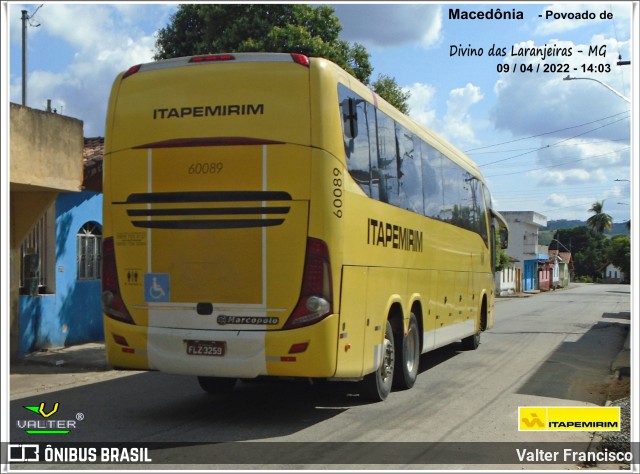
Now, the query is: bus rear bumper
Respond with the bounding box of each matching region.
[147,326,268,378]
[105,315,340,378]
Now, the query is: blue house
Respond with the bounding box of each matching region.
[18,138,104,357]
[522,253,549,292]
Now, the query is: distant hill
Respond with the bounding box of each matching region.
[543,219,584,232]
[539,220,630,245]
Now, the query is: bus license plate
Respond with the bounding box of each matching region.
[185,340,226,357]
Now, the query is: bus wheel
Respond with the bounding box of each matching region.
[361,321,395,402]
[461,331,480,350]
[197,376,237,394]
[395,313,420,390]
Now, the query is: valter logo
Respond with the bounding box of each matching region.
[24,402,59,418]
[16,402,83,435]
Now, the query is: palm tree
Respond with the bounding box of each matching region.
[586,200,613,234]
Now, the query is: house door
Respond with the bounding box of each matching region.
[523,260,537,291]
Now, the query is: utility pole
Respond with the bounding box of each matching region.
[21,9,28,105]
[21,5,42,107]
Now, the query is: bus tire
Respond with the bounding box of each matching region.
[197,376,237,394]
[461,331,480,350]
[361,321,395,402]
[394,313,420,390]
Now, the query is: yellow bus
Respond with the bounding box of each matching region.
[102,52,509,401]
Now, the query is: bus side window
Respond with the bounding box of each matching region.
[338,85,374,198]
[374,111,397,204]
[396,123,423,214]
[475,182,490,245]
[367,105,380,201]
[421,141,441,219]
[341,98,358,140]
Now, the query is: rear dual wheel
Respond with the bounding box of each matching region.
[361,321,395,401]
[361,314,420,401]
[395,313,420,390]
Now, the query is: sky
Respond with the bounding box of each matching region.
[2,1,637,225]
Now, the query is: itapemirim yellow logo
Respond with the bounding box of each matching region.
[519,406,620,431]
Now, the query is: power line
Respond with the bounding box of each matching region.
[538,201,600,213]
[478,116,630,167]
[464,110,629,153]
[483,147,630,178]
[470,137,629,155]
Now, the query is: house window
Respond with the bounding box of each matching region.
[20,203,56,295]
[77,222,102,280]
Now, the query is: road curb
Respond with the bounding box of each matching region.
[11,342,110,372]
[610,328,630,380]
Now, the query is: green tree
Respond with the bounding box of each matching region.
[586,200,613,235]
[372,74,412,114]
[494,230,510,272]
[551,227,607,280]
[605,235,630,282]
[155,5,372,80]
[154,4,409,111]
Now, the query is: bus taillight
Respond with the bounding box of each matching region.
[122,64,141,80]
[102,237,134,324]
[290,53,310,67]
[189,54,236,63]
[284,238,333,329]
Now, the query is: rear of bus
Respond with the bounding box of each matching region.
[102,53,343,383]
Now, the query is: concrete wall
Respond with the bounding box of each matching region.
[10,103,83,193]
[495,267,517,296]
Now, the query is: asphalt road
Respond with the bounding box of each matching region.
[8,283,631,470]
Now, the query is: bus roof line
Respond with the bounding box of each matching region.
[130,52,309,75]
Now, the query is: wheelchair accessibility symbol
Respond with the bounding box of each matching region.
[144,273,170,302]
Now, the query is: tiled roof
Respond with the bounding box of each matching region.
[547,249,574,268]
[548,249,572,263]
[83,136,103,192]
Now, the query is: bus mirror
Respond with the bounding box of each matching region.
[499,228,509,249]
[341,98,358,140]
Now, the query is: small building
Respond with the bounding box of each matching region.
[548,250,572,288]
[17,137,104,357]
[499,211,550,293]
[523,254,549,292]
[10,104,85,359]
[538,260,551,291]
[600,263,625,283]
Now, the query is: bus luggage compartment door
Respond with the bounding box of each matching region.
[335,266,369,377]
